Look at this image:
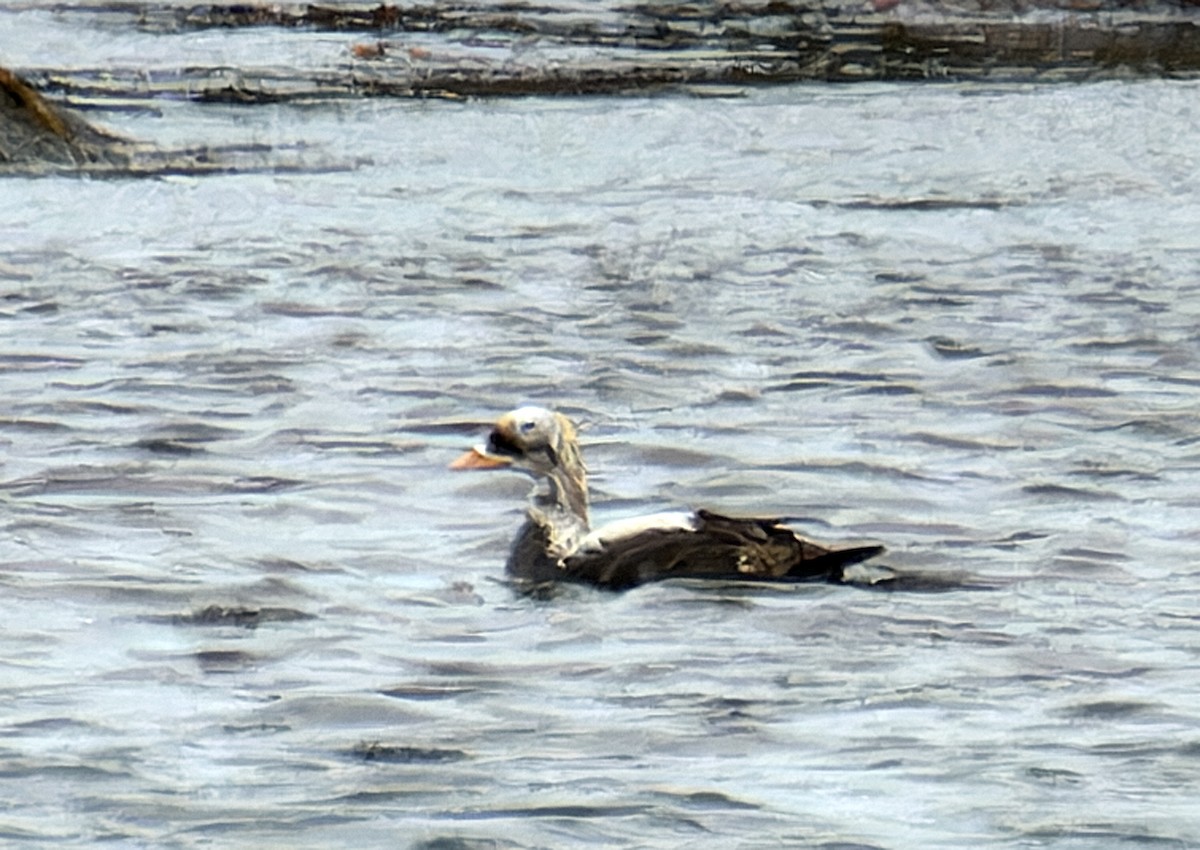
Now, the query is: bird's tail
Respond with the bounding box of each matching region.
[791,544,886,582]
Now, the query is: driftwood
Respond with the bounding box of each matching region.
[4,1,1199,172]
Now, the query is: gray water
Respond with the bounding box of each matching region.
[4,8,1200,848]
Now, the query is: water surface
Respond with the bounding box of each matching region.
[2,18,1200,848]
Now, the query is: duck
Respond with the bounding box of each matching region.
[450,406,885,591]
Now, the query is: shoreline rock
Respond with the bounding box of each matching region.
[0,66,132,170]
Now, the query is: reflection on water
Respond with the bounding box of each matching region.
[2,44,1200,850]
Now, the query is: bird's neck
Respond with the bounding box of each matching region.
[527,470,589,562]
[533,467,590,529]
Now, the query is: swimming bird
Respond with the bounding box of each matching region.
[450,406,885,590]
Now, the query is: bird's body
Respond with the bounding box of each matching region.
[451,406,884,590]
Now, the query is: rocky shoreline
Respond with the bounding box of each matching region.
[1,66,134,170]
[4,1,1198,173]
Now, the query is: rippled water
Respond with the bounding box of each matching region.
[4,13,1200,847]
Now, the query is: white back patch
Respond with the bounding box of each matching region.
[577,511,697,553]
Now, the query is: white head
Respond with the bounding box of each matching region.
[450,405,590,522]
[450,406,583,479]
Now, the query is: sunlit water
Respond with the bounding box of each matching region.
[3,9,1200,847]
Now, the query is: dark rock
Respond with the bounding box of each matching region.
[0,66,132,170]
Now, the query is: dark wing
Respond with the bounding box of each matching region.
[561,509,883,590]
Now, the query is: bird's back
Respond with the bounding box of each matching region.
[519,509,883,591]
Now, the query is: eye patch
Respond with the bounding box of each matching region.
[487,429,525,457]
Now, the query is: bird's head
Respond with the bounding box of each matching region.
[450,406,584,482]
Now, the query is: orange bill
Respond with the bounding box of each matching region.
[449,447,511,470]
